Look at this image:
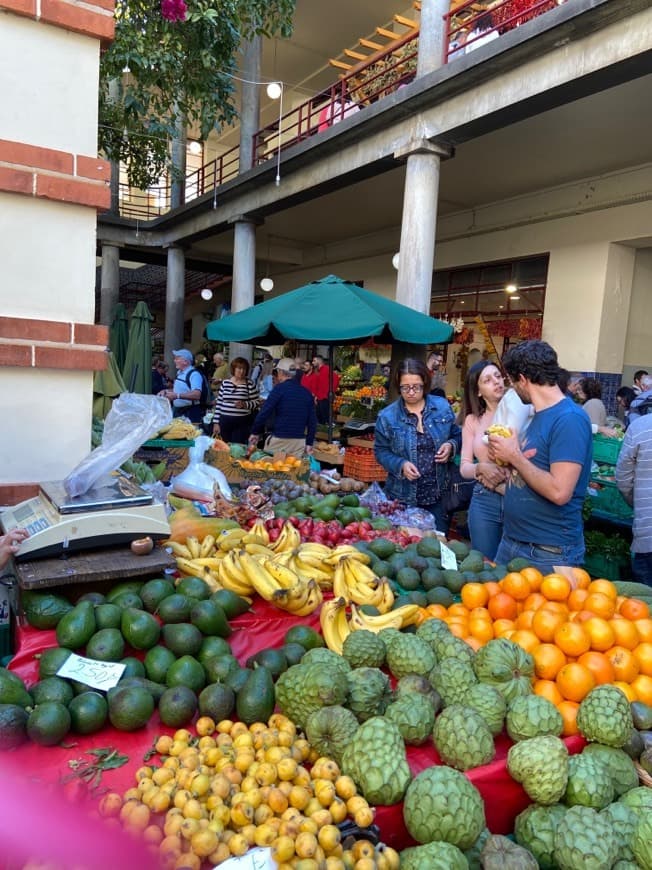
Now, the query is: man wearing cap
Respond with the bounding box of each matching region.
[248,358,317,458]
[160,349,204,423]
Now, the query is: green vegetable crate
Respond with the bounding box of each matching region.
[592,434,623,464]
[583,553,630,583]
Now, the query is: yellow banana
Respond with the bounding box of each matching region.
[238,551,282,601]
[241,532,268,547]
[186,536,201,559]
[320,597,348,653]
[218,551,254,596]
[342,559,384,607]
[292,555,333,584]
[244,542,276,558]
[344,557,379,587]
[332,561,349,601]
[199,534,216,558]
[376,578,395,614]
[166,540,193,559]
[261,557,301,590]
[272,578,312,613]
[217,529,247,551]
[298,542,332,558]
[323,545,371,567]
[175,556,207,577]
[272,522,301,553]
[187,556,224,569]
[289,580,323,616]
[392,603,422,628]
[250,519,270,546]
[349,603,403,633]
[268,549,296,568]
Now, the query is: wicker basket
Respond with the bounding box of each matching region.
[343,448,387,483]
[206,449,244,484]
[635,761,652,788]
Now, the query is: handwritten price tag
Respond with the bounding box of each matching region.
[439,541,458,571]
[212,847,274,870]
[57,653,126,690]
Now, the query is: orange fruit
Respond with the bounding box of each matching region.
[631,674,652,705]
[447,603,470,619]
[469,618,494,644]
[619,598,650,621]
[448,621,469,639]
[558,700,580,736]
[609,618,640,651]
[531,608,567,643]
[570,567,591,589]
[510,629,540,654]
[588,579,618,600]
[582,617,616,652]
[540,574,572,602]
[605,646,640,683]
[577,650,616,685]
[612,681,637,703]
[425,604,448,619]
[553,622,591,657]
[483,581,501,599]
[523,592,546,612]
[635,618,652,643]
[534,679,564,707]
[633,642,652,676]
[520,566,544,590]
[533,643,567,680]
[516,610,536,631]
[568,588,589,612]
[465,636,483,652]
[487,592,518,621]
[583,592,616,619]
[461,583,489,610]
[541,600,570,615]
[501,572,532,601]
[493,618,517,637]
[555,662,596,702]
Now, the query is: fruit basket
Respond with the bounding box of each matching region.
[206,449,245,484]
[343,446,387,483]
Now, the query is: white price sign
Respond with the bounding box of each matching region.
[56,653,126,690]
[212,847,275,870]
[439,541,458,571]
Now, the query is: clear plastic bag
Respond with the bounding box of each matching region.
[386,506,436,531]
[482,387,534,446]
[64,394,172,498]
[359,482,390,511]
[170,435,233,502]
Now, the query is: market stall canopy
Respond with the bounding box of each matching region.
[122,301,153,394]
[205,275,453,345]
[109,302,129,373]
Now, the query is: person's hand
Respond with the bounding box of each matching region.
[598,426,619,439]
[305,445,314,455]
[0,528,29,569]
[476,461,510,489]
[402,461,421,481]
[434,441,453,464]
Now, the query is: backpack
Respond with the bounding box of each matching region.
[181,368,211,407]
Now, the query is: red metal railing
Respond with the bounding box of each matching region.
[115,0,567,219]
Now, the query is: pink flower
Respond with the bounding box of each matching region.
[161,0,187,22]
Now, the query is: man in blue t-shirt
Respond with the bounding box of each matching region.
[487,340,592,573]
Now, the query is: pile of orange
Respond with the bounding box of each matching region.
[417,567,652,737]
[237,455,304,473]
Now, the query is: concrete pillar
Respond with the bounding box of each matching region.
[164,246,186,366]
[99,243,120,325]
[230,219,257,363]
[417,0,451,75]
[170,104,187,210]
[239,35,262,172]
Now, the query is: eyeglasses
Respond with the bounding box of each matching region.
[399,384,424,394]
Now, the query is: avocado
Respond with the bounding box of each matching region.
[246,648,288,679]
[443,569,465,594]
[427,587,454,607]
[371,559,394,579]
[358,604,381,616]
[280,642,307,667]
[190,600,231,638]
[55,600,97,650]
[108,686,155,731]
[396,566,421,592]
[120,656,146,679]
[198,683,235,721]
[203,653,240,684]
[68,691,108,735]
[406,554,429,573]
[447,539,470,560]
[236,666,275,725]
[0,668,33,709]
[368,538,397,560]
[105,581,144,604]
[121,608,161,651]
[37,647,73,680]
[283,624,324,651]
[114,677,166,704]
[197,636,232,668]
[111,592,143,610]
[312,505,335,521]
[157,594,193,624]
[85,628,125,662]
[30,677,74,707]
[416,537,442,558]
[421,567,445,591]
[165,656,206,694]
[341,494,360,508]
[370,517,393,531]
[631,701,652,731]
[506,557,533,573]
[176,575,211,601]
[144,645,177,684]
[140,578,176,613]
[94,603,123,630]
[21,591,73,630]
[0,703,29,749]
[161,623,203,658]
[321,494,341,509]
[223,666,252,695]
[210,589,251,620]
[77,591,106,605]
[27,701,71,745]
[158,685,198,728]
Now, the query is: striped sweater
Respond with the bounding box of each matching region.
[616,414,652,553]
[215,378,259,417]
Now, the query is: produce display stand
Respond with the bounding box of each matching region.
[134,439,196,483]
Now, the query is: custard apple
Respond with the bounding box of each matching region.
[395,673,442,711]
[378,626,402,653]
[514,803,567,870]
[340,716,410,805]
[564,753,614,809]
[416,617,451,650]
[506,694,563,742]
[304,705,359,766]
[433,705,495,771]
[632,811,652,870]
[341,629,385,668]
[300,646,351,674]
[386,633,436,679]
[583,744,639,796]
[275,661,348,729]
[403,765,485,849]
[481,834,538,869]
[600,801,638,864]
[346,666,391,722]
[385,692,436,745]
[400,841,469,869]
[553,804,619,869]
[430,631,475,664]
[430,657,478,707]
[619,785,652,817]
[576,684,633,747]
[473,637,534,703]
[465,683,507,736]
[507,735,569,805]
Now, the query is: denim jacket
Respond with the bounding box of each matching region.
[374,394,461,504]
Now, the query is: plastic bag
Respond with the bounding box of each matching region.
[170,435,232,502]
[64,393,172,498]
[482,387,533,447]
[386,506,437,531]
[359,482,390,511]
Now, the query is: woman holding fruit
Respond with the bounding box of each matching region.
[459,360,509,560]
[374,358,461,535]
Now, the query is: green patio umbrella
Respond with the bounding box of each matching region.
[109,302,129,373]
[93,350,127,418]
[205,274,453,437]
[122,300,154,394]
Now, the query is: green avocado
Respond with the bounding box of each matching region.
[157,594,192,624]
[27,701,71,745]
[223,666,252,694]
[120,656,146,679]
[38,647,73,680]
[94,603,123,630]
[110,591,143,610]
[197,636,232,668]
[144,645,177,684]
[203,653,240,684]
[198,683,235,721]
[140,578,176,613]
[210,589,250,620]
[105,581,144,604]
[108,686,155,731]
[55,600,97,651]
[68,691,108,735]
[176,575,211,601]
[121,608,161,651]
[21,591,73,630]
[30,677,74,707]
[161,622,203,658]
[246,647,288,679]
[165,656,206,694]
[0,703,29,749]
[158,685,198,728]
[341,494,360,507]
[236,666,275,725]
[368,538,397,560]
[86,628,125,662]
[190,600,231,638]
[283,624,324,651]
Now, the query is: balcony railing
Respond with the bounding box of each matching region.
[114,0,567,220]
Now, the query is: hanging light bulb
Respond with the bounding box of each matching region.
[505,283,517,294]
[200,288,213,301]
[266,82,282,100]
[260,277,274,292]
[391,252,400,270]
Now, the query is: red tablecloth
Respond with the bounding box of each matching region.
[7,602,585,852]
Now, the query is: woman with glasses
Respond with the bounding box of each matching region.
[459,360,508,560]
[374,358,461,534]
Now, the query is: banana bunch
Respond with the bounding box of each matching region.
[320,598,422,653]
[236,549,323,616]
[269,521,301,553]
[167,534,226,593]
[331,557,395,613]
[158,419,202,440]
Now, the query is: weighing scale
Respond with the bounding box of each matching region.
[341,419,375,432]
[0,473,170,561]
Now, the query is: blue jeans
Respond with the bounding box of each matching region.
[494,534,585,575]
[632,553,652,587]
[468,485,503,562]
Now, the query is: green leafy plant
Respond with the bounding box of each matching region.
[584,530,631,561]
